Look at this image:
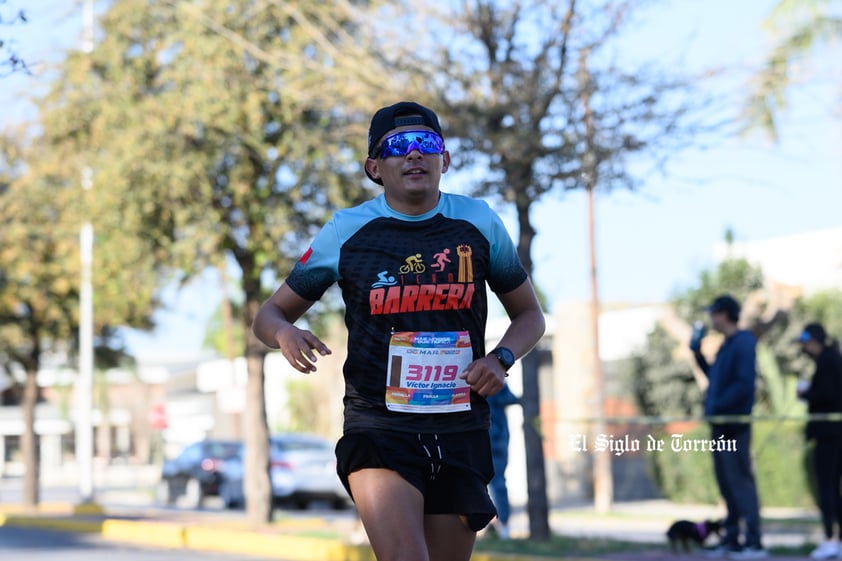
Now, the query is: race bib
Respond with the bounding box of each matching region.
[385,331,473,413]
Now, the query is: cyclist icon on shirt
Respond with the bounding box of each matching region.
[399,254,426,274]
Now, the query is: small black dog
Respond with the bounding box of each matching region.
[666,519,723,553]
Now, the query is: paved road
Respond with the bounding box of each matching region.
[0,525,286,561]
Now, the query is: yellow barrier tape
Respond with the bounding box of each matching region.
[556,412,842,425]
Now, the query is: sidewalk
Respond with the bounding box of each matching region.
[542,500,819,548]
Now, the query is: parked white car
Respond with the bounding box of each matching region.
[219,433,350,510]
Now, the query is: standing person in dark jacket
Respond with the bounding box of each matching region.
[691,294,766,559]
[797,322,842,560]
[487,382,519,539]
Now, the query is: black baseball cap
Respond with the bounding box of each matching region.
[365,101,443,184]
[706,294,740,320]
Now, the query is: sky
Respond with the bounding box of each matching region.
[2,0,841,357]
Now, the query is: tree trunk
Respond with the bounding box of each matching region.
[520,351,550,539]
[21,367,40,507]
[243,295,272,525]
[515,200,550,539]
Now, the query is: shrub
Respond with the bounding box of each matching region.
[649,421,814,507]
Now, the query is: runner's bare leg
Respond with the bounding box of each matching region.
[425,513,476,561]
[349,468,428,561]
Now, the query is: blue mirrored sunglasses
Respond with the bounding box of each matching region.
[799,331,812,343]
[374,130,445,159]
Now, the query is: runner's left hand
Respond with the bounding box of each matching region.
[460,357,505,397]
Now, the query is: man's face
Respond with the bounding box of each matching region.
[709,310,730,333]
[365,125,450,208]
[801,338,821,357]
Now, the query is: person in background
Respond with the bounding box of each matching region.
[487,382,520,539]
[253,100,545,561]
[691,294,766,559]
[797,322,842,560]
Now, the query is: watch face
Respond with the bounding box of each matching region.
[494,347,515,369]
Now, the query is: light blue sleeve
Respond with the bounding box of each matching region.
[284,220,342,301]
[485,210,527,294]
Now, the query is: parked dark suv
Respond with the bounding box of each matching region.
[156,439,242,508]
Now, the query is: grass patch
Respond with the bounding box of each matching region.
[474,535,664,557]
[769,544,815,557]
[474,535,819,559]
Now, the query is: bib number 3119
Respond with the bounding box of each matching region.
[385,331,473,413]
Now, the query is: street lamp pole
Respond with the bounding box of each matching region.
[75,0,95,506]
[77,208,94,503]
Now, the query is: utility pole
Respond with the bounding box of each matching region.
[579,48,612,513]
[75,0,96,507]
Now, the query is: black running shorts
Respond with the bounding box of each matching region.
[335,429,497,531]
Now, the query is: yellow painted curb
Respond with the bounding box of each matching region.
[341,543,379,561]
[184,526,376,561]
[73,502,105,516]
[101,519,186,549]
[1,514,102,533]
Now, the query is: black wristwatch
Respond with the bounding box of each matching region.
[490,347,516,371]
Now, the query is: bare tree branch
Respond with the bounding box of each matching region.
[0,1,29,77]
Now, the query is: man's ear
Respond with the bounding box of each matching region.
[442,150,451,174]
[364,158,381,182]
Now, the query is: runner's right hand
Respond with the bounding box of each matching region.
[274,323,332,373]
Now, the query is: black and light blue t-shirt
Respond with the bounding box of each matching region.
[285,192,528,434]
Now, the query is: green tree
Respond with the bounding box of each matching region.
[0,110,158,505]
[794,289,842,340]
[202,272,245,360]
[752,288,842,408]
[746,0,842,139]
[0,133,79,506]
[34,0,384,524]
[672,257,765,324]
[627,324,702,421]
